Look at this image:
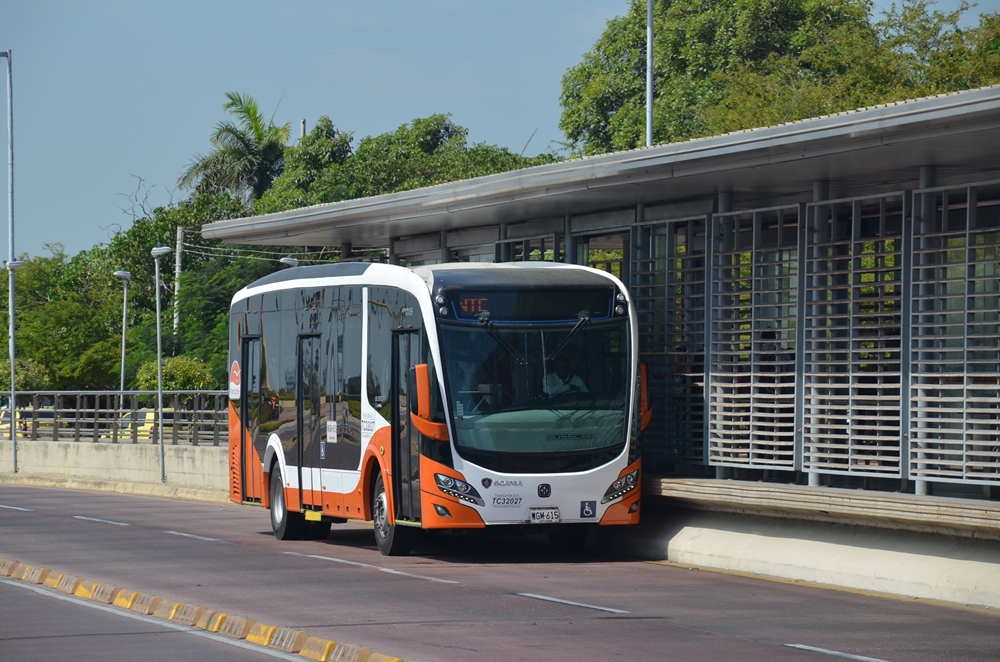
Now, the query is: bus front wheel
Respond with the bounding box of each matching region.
[270,467,305,541]
[372,474,411,556]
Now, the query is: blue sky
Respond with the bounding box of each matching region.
[0,0,992,259]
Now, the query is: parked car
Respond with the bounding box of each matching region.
[0,407,55,434]
[100,409,174,441]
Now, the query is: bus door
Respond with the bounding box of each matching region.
[391,330,421,522]
[238,336,263,502]
[297,334,322,508]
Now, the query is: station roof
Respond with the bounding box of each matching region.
[202,85,1000,248]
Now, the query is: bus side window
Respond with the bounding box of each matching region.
[367,287,393,421]
[340,287,363,449]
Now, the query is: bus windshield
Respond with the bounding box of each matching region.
[439,318,630,457]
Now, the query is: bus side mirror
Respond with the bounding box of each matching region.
[639,363,653,431]
[411,363,449,441]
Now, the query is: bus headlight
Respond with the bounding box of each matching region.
[601,469,639,504]
[434,474,485,506]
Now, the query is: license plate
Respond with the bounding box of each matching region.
[529,507,560,524]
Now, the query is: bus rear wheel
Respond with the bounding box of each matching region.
[270,468,305,541]
[372,474,411,556]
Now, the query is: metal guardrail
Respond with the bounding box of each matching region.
[0,391,228,446]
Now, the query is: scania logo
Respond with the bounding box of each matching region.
[480,478,522,489]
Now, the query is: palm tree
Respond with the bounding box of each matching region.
[178,92,291,203]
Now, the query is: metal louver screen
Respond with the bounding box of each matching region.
[631,217,707,471]
[804,195,904,476]
[911,181,1000,484]
[709,206,799,469]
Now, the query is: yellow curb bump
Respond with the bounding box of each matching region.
[196,610,227,633]
[43,572,65,589]
[329,643,372,662]
[246,622,277,647]
[74,580,100,600]
[10,563,29,580]
[299,636,337,662]
[172,603,206,627]
[22,566,50,585]
[219,615,255,640]
[92,584,122,604]
[113,589,138,610]
[366,653,402,662]
[130,593,162,615]
[270,627,309,653]
[57,574,83,595]
[152,600,180,621]
[0,559,19,577]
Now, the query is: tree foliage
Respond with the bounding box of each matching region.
[135,355,215,391]
[178,92,292,203]
[560,0,1000,155]
[257,113,557,214]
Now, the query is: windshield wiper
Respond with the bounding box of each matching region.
[545,311,591,362]
[478,312,527,365]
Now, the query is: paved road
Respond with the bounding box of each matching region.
[1,484,998,662]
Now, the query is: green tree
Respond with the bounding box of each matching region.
[1,245,125,389]
[0,358,52,392]
[256,116,354,213]
[560,0,1000,155]
[258,113,558,214]
[178,92,291,203]
[177,255,276,385]
[135,355,215,391]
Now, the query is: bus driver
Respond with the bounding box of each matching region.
[545,355,588,396]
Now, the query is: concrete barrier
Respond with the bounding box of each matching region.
[608,504,1000,609]
[0,439,229,502]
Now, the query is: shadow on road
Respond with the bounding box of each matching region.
[255,523,640,565]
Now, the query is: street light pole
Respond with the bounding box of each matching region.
[114,270,131,414]
[151,245,171,483]
[646,0,653,147]
[1,50,18,469]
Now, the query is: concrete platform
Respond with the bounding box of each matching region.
[645,477,1000,541]
[607,502,1000,610]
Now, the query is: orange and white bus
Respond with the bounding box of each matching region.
[228,262,647,555]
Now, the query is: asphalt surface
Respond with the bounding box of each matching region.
[1,484,998,662]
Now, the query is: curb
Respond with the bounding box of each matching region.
[0,473,231,504]
[0,556,403,662]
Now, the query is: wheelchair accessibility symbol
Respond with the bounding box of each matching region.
[580,501,596,518]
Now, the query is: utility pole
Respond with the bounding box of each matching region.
[173,226,183,336]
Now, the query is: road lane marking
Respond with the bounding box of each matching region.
[164,530,230,544]
[0,578,302,661]
[515,592,629,614]
[283,551,458,584]
[0,504,33,511]
[73,516,129,526]
[784,644,891,662]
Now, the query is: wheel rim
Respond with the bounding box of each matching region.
[374,489,389,540]
[272,479,285,525]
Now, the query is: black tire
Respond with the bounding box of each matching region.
[547,524,590,555]
[270,467,305,541]
[304,520,332,541]
[372,473,411,556]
